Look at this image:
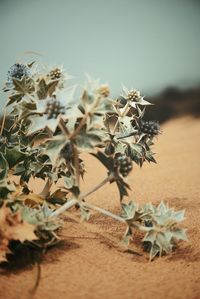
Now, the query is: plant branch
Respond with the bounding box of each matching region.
[81,201,152,232]
[70,114,87,140]
[79,174,114,201]
[116,131,137,140]
[131,222,152,232]
[70,95,101,140]
[82,202,126,223]
[51,198,78,218]
[50,174,114,218]
[58,117,70,137]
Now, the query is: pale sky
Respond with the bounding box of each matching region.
[0,0,200,110]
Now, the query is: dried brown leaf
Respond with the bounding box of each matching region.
[0,206,37,262]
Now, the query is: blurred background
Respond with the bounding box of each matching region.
[0,0,200,122]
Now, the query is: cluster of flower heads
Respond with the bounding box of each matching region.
[1,61,163,202]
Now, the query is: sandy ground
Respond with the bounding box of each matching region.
[0,116,200,299]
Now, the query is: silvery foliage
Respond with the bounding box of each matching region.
[0,61,187,259]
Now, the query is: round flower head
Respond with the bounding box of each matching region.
[7,63,31,86]
[46,65,74,90]
[114,154,133,177]
[122,85,152,108]
[45,98,65,120]
[126,89,141,102]
[49,68,62,80]
[27,86,82,135]
[140,120,160,138]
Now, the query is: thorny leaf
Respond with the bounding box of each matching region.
[4,145,27,168]
[12,77,35,95]
[116,178,131,201]
[141,202,187,260]
[27,114,60,135]
[121,201,140,224]
[63,174,80,197]
[76,129,106,152]
[36,78,59,99]
[6,94,23,106]
[20,202,60,232]
[44,135,68,166]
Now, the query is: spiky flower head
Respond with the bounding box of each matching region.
[49,68,62,80]
[126,89,141,102]
[140,120,160,138]
[114,154,133,177]
[7,63,30,83]
[45,98,65,120]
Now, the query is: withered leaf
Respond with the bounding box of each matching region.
[0,206,37,262]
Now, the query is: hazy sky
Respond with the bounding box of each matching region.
[0,0,200,108]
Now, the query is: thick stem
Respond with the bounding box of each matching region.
[79,174,114,201]
[51,198,78,218]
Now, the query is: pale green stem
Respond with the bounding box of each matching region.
[51,198,78,218]
[79,174,114,201]
[82,202,152,232]
[131,222,152,232]
[82,202,126,223]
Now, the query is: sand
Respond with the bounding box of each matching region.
[0,116,200,299]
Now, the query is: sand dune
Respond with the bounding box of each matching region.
[0,116,200,299]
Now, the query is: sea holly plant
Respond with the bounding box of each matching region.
[0,61,187,263]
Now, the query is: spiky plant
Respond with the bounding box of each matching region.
[0,61,187,263]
